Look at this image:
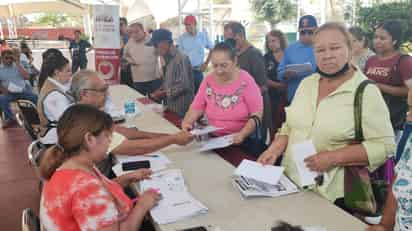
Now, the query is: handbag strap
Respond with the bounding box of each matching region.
[249,115,262,139]
[354,79,375,142]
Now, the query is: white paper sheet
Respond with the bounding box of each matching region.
[190,125,222,136]
[112,152,171,176]
[7,82,24,93]
[291,140,319,187]
[199,135,234,152]
[303,226,327,231]
[286,62,312,73]
[234,159,284,185]
[140,169,208,224]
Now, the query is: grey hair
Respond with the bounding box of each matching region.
[70,70,97,102]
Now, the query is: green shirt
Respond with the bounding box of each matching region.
[278,70,395,201]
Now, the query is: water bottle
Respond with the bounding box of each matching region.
[124,97,136,118]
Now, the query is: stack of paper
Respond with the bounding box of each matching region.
[112,152,171,176]
[233,160,298,198]
[199,134,234,152]
[140,169,208,224]
[190,125,222,136]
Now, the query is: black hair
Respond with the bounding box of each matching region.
[226,21,246,38]
[38,49,68,90]
[212,41,237,61]
[376,20,402,49]
[120,17,128,25]
[349,26,368,48]
[271,222,304,231]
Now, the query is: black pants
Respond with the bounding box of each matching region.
[72,58,87,73]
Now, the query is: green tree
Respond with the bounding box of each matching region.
[34,13,82,27]
[250,0,297,29]
[356,1,412,46]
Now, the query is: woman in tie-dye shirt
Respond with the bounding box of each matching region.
[39,104,161,231]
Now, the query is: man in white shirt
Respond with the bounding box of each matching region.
[123,22,162,95]
[70,70,193,156]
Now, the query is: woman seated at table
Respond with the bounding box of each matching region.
[38,53,73,145]
[257,23,395,206]
[181,42,263,146]
[40,104,161,230]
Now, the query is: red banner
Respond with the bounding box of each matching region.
[95,48,120,84]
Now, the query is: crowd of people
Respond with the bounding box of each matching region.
[1,13,412,231]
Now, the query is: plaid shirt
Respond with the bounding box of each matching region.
[163,47,195,117]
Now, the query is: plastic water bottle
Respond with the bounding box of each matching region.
[124,97,136,118]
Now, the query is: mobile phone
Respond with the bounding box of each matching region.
[180,226,207,231]
[122,160,150,171]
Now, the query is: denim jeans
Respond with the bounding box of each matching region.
[0,91,38,121]
[395,122,412,163]
[192,69,204,94]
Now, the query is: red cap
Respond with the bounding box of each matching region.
[184,15,197,25]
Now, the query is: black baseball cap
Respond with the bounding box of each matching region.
[146,28,173,46]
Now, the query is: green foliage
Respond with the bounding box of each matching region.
[356,1,412,45]
[250,0,297,28]
[34,13,82,27]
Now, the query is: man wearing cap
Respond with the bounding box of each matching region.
[123,22,162,95]
[277,15,318,104]
[148,29,195,117]
[177,15,213,92]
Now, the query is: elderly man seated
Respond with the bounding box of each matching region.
[0,49,37,128]
[69,70,193,156]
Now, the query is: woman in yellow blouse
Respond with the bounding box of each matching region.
[258,23,395,205]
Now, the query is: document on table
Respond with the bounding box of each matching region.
[140,169,208,224]
[190,125,222,136]
[199,134,234,152]
[285,62,313,73]
[112,152,171,176]
[233,174,299,198]
[234,159,284,185]
[303,227,327,231]
[291,140,318,187]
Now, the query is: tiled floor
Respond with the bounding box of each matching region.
[0,126,40,230]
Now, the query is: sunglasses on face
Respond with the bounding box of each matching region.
[300,29,314,36]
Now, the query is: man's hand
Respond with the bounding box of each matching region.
[283,70,298,81]
[172,131,194,145]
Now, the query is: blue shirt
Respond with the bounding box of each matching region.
[177,31,213,67]
[277,41,316,103]
[0,63,29,92]
[69,39,91,61]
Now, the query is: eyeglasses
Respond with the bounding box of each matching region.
[300,29,314,36]
[83,86,108,94]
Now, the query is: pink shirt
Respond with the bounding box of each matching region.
[191,69,263,135]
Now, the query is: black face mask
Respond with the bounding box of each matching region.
[317,63,350,78]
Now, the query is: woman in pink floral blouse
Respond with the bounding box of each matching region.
[182,42,263,145]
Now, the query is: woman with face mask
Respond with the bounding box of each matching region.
[364,21,412,133]
[258,23,394,206]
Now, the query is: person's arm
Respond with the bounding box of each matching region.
[113,168,151,187]
[200,32,214,72]
[114,125,168,139]
[232,111,263,144]
[16,63,30,80]
[267,79,287,91]
[365,180,397,231]
[111,131,193,156]
[98,190,160,231]
[257,134,289,165]
[376,83,408,97]
[305,84,395,172]
[86,40,93,52]
[181,108,203,131]
[249,50,268,88]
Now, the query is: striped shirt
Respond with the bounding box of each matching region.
[163,47,195,117]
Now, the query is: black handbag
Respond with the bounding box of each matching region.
[240,115,268,157]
